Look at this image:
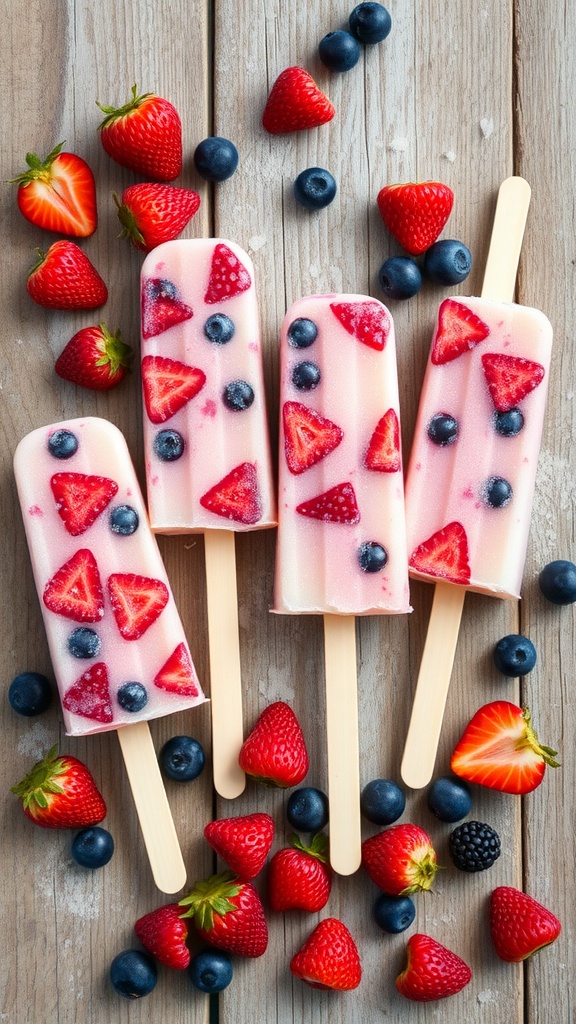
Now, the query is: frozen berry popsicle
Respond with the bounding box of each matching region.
[274,294,411,874]
[14,416,206,892]
[141,238,276,799]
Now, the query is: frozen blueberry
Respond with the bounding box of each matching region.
[291,361,321,390]
[427,413,459,446]
[204,313,235,345]
[378,257,422,300]
[109,505,139,535]
[318,30,361,72]
[373,893,415,933]
[8,671,52,716]
[538,559,576,605]
[287,787,329,832]
[349,2,392,44]
[72,826,114,868]
[358,541,388,572]
[153,429,185,461]
[493,634,537,676]
[193,136,239,182]
[48,429,78,459]
[423,240,472,285]
[493,407,524,436]
[287,318,318,349]
[427,776,472,822]
[189,950,233,993]
[361,778,405,825]
[223,379,254,411]
[67,627,102,659]
[159,735,206,782]
[117,682,149,712]
[481,476,512,508]
[294,167,337,210]
[110,950,157,998]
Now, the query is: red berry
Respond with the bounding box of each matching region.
[239,701,309,788]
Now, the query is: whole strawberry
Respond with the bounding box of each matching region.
[396,934,472,1002]
[97,85,182,181]
[239,701,309,787]
[114,184,200,252]
[290,918,361,991]
[362,823,438,895]
[11,744,106,828]
[11,142,97,237]
[268,833,332,912]
[262,67,335,134]
[179,871,268,958]
[55,323,132,391]
[26,241,108,309]
[204,812,274,881]
[490,886,562,962]
[134,903,190,969]
[377,181,454,255]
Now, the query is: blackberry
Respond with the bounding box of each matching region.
[448,820,501,872]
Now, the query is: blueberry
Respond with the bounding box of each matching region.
[72,826,114,868]
[109,504,139,535]
[358,541,388,573]
[427,413,459,446]
[223,379,254,411]
[318,30,361,72]
[360,778,405,825]
[287,318,318,349]
[110,950,157,998]
[291,361,321,390]
[67,627,102,659]
[377,257,422,300]
[117,682,149,712]
[294,167,337,210]
[8,671,52,716]
[373,893,415,934]
[159,735,206,782]
[427,776,473,822]
[193,136,239,182]
[423,240,472,285]
[287,787,329,832]
[493,634,537,676]
[481,476,512,508]
[48,429,78,459]
[538,559,576,605]
[349,2,392,44]
[204,313,235,344]
[493,407,524,436]
[189,950,233,993]
[153,429,185,461]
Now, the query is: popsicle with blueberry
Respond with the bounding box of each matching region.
[273,294,411,874]
[401,177,553,789]
[140,238,276,800]
[14,416,206,892]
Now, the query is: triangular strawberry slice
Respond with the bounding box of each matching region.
[296,481,360,524]
[409,521,471,584]
[365,408,401,472]
[154,643,199,697]
[141,354,207,424]
[43,548,105,622]
[141,277,194,340]
[199,462,262,525]
[62,662,113,724]
[431,299,490,365]
[283,401,343,474]
[329,300,391,351]
[50,472,118,536]
[481,352,545,412]
[204,243,251,304]
[107,573,169,641]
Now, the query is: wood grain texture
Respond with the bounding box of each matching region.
[0,1,573,1022]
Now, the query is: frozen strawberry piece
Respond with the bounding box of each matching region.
[296,481,360,524]
[481,352,545,411]
[431,299,490,365]
[43,548,105,622]
[365,409,401,472]
[62,662,113,723]
[283,401,343,474]
[142,355,206,424]
[409,522,471,585]
[141,277,194,339]
[108,573,170,640]
[154,643,200,696]
[50,472,118,536]
[330,300,391,351]
[199,462,263,525]
[204,242,251,304]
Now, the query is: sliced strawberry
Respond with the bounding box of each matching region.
[154,642,199,697]
[199,463,262,525]
[141,277,194,340]
[409,522,471,585]
[296,481,360,524]
[204,243,251,304]
[431,299,490,365]
[262,67,335,134]
[43,549,104,622]
[62,662,113,724]
[365,408,401,471]
[481,352,546,412]
[141,355,206,424]
[107,573,169,640]
[50,473,118,536]
[282,401,343,474]
[330,300,391,351]
[11,143,97,237]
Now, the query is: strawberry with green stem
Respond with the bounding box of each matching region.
[114,184,200,253]
[10,142,97,237]
[97,85,183,181]
[179,871,268,958]
[26,241,108,310]
[12,745,106,828]
[268,833,332,912]
[55,324,132,391]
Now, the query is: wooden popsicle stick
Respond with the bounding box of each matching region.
[323,613,362,875]
[400,176,532,789]
[117,721,187,894]
[204,529,246,799]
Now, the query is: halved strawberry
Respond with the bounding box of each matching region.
[199,463,262,525]
[107,573,169,640]
[330,300,391,351]
[142,355,206,424]
[450,701,559,795]
[296,481,360,524]
[365,408,401,471]
[43,549,104,622]
[481,352,546,412]
[154,643,200,697]
[282,401,343,474]
[141,277,194,340]
[204,243,251,304]
[50,473,118,536]
[262,67,335,135]
[409,522,470,585]
[62,662,113,724]
[431,299,490,365]
[11,143,97,237]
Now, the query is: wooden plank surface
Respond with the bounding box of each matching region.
[0,1,573,1022]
